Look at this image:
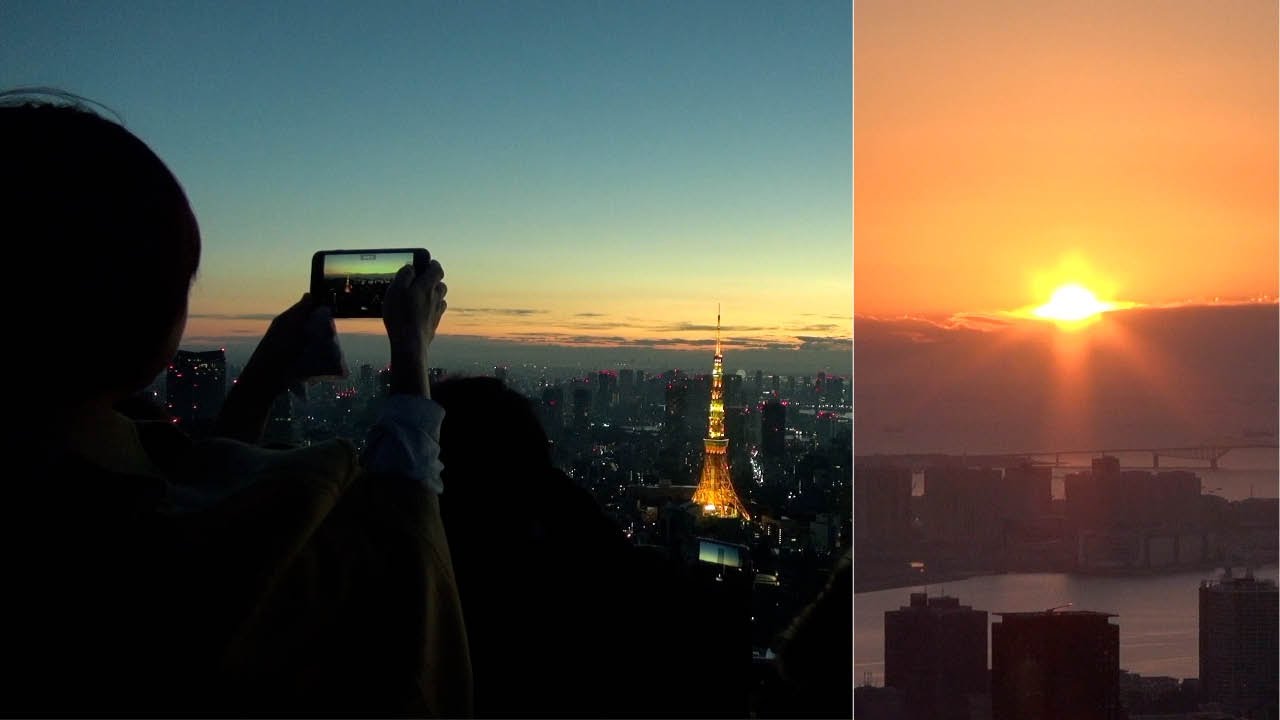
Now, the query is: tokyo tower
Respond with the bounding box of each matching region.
[691,308,749,519]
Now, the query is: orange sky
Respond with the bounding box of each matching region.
[855,1,1278,317]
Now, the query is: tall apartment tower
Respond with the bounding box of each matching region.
[1199,571,1279,718]
[884,593,988,720]
[991,610,1120,720]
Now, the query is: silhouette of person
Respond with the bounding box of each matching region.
[757,550,853,718]
[432,376,747,718]
[432,376,640,717]
[2,90,471,716]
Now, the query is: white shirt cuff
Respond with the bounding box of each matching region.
[362,394,445,494]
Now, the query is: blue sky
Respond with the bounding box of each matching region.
[2,1,852,372]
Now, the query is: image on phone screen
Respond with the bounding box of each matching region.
[319,251,414,317]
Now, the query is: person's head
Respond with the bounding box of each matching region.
[432,377,554,492]
[2,89,200,406]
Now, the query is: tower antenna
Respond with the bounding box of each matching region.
[716,303,722,356]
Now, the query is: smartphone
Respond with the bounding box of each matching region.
[311,248,431,318]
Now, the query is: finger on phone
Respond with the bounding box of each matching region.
[391,263,416,290]
[425,259,443,281]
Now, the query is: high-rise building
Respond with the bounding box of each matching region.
[1002,462,1053,519]
[815,410,839,444]
[664,380,688,440]
[618,368,635,402]
[571,386,591,433]
[493,365,507,381]
[596,370,618,416]
[1199,571,1279,717]
[540,386,564,439]
[691,311,748,519]
[1066,456,1123,530]
[885,593,988,720]
[761,399,786,460]
[991,610,1120,720]
[922,466,1005,548]
[825,375,844,405]
[753,370,764,399]
[723,372,743,408]
[854,463,912,546]
[166,349,227,437]
[687,373,711,433]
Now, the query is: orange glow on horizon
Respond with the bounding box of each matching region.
[854,1,1278,317]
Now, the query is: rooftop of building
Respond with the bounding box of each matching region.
[993,609,1117,619]
[893,592,982,612]
[1200,571,1278,592]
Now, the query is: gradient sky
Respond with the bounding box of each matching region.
[2,0,852,372]
[854,1,1277,459]
[855,0,1277,317]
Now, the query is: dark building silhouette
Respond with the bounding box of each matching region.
[595,370,618,416]
[855,685,906,720]
[571,385,591,433]
[753,369,764,398]
[724,372,744,408]
[540,385,564,439]
[664,380,688,439]
[854,463,912,547]
[1002,462,1053,519]
[824,375,844,405]
[1199,571,1279,718]
[687,373,711,433]
[618,367,635,402]
[166,349,226,437]
[922,465,1004,548]
[884,593,988,720]
[1066,456,1123,530]
[991,610,1120,720]
[761,399,786,460]
[357,363,375,397]
[1065,457,1205,570]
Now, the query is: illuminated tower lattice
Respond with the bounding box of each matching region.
[691,309,750,519]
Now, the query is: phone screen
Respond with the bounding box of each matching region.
[319,251,413,317]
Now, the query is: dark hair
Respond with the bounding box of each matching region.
[2,89,200,399]
[432,376,554,487]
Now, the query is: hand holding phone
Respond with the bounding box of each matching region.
[383,258,447,398]
[311,249,431,318]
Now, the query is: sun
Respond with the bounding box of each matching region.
[1033,283,1113,323]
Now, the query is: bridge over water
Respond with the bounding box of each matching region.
[857,442,1278,472]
